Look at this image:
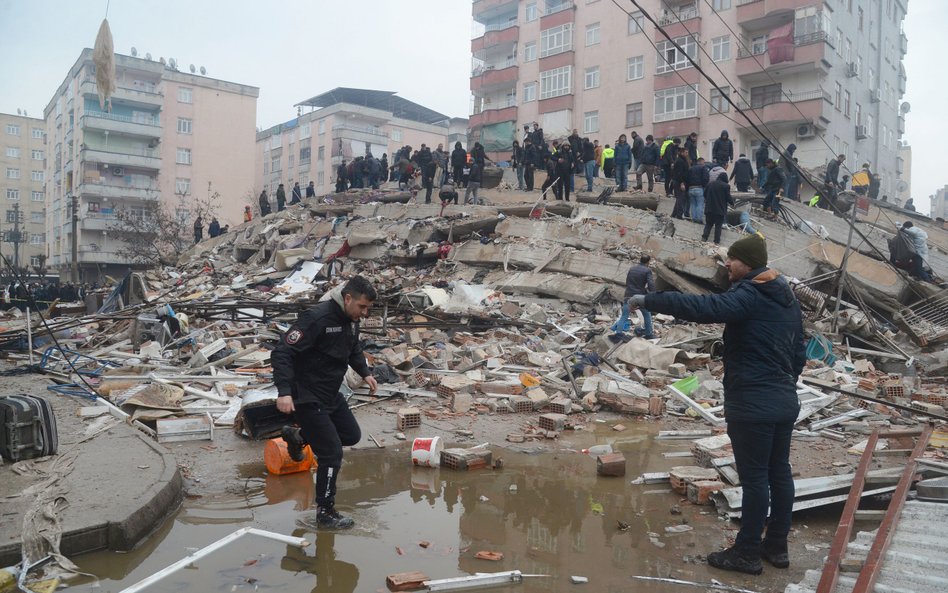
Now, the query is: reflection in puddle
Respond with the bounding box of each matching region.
[68,426,812,592]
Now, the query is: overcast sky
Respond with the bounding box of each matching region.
[1,0,944,213]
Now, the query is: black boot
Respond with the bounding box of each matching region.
[281,426,305,462]
[707,544,763,575]
[761,538,789,568]
[316,505,354,529]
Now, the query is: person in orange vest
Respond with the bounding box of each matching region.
[244,205,253,223]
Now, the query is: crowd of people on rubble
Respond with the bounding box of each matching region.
[2,280,89,311]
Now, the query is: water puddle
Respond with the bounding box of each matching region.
[67,425,826,592]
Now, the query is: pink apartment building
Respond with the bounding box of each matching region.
[470,0,908,198]
[44,49,258,282]
[256,88,467,198]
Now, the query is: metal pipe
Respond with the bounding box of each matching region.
[831,202,859,333]
[26,307,33,365]
[116,527,309,593]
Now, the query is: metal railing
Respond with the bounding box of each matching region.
[744,88,829,109]
[736,0,762,6]
[83,110,161,127]
[472,59,518,76]
[331,124,389,138]
[659,4,699,26]
[81,144,161,158]
[738,30,829,59]
[544,1,574,16]
[483,21,518,33]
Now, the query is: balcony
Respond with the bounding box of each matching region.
[736,89,829,130]
[472,0,518,23]
[472,24,519,55]
[544,1,574,16]
[331,124,389,145]
[900,32,907,55]
[80,213,119,231]
[79,146,161,171]
[77,247,127,265]
[470,64,518,93]
[735,32,830,80]
[737,0,814,31]
[81,111,162,139]
[897,116,905,135]
[80,80,163,108]
[469,105,518,129]
[658,3,699,27]
[77,180,160,201]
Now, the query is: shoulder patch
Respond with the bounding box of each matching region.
[285,328,303,344]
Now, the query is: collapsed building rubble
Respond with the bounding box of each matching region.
[1,179,947,589]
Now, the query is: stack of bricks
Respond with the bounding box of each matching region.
[687,480,725,505]
[669,466,721,495]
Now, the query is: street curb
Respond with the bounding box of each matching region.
[0,427,183,566]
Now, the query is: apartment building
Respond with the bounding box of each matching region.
[44,48,258,282]
[1,112,48,272]
[256,88,467,196]
[470,0,909,197]
[931,185,948,222]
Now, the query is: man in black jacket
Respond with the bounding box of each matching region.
[755,140,770,190]
[684,131,699,162]
[630,131,645,171]
[686,157,710,224]
[671,147,690,219]
[450,142,467,187]
[632,234,804,575]
[523,138,537,191]
[711,130,734,168]
[614,255,655,338]
[730,154,754,192]
[512,140,525,190]
[581,137,597,192]
[702,172,734,244]
[634,135,660,192]
[273,276,379,529]
[761,159,786,215]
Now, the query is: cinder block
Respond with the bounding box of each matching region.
[669,466,721,495]
[687,480,725,505]
[440,448,492,471]
[396,407,421,431]
[538,413,568,432]
[667,363,687,378]
[548,397,572,415]
[597,452,627,477]
[510,396,534,413]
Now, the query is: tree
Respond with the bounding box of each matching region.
[110,184,221,267]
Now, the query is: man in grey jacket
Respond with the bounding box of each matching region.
[612,255,655,338]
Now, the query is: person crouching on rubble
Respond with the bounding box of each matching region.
[272,276,379,529]
[630,233,805,575]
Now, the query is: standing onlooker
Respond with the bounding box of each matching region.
[291,182,302,205]
[730,154,754,192]
[208,217,221,238]
[244,205,253,223]
[671,147,691,219]
[601,144,615,180]
[465,160,483,204]
[258,190,272,217]
[554,143,573,202]
[634,134,660,192]
[582,137,597,192]
[684,132,699,163]
[761,159,786,215]
[593,140,602,178]
[631,234,805,576]
[630,131,645,173]
[422,159,437,204]
[193,216,203,244]
[512,140,525,190]
[785,158,802,201]
[336,161,348,193]
[613,134,633,192]
[712,130,734,169]
[451,142,467,188]
[568,129,582,192]
[686,157,710,224]
[306,180,316,199]
[523,138,537,191]
[869,174,881,201]
[755,140,771,191]
[703,172,734,244]
[276,183,287,211]
[662,137,681,196]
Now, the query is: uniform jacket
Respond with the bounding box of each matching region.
[272,294,370,407]
[645,268,805,423]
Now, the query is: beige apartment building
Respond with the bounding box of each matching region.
[470,0,909,198]
[44,48,258,282]
[1,112,48,273]
[256,88,467,197]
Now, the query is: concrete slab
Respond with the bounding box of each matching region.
[0,389,183,566]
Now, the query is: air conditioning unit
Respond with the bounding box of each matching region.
[870,89,881,103]
[845,62,858,77]
[855,125,868,140]
[796,124,817,139]
[112,167,125,176]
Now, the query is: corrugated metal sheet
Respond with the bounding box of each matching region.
[785,500,948,593]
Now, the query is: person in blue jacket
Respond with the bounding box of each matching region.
[630,233,805,575]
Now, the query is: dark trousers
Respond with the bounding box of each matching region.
[728,420,795,547]
[525,165,535,191]
[702,213,725,244]
[540,173,556,199]
[453,165,465,187]
[424,178,434,203]
[763,190,781,214]
[294,399,362,508]
[663,164,674,195]
[671,185,688,219]
[735,181,750,192]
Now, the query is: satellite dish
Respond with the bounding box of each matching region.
[199,66,206,75]
[16,108,21,115]
[189,64,196,73]
[897,180,909,192]
[900,102,911,114]
[23,111,27,117]
[145,53,152,61]
[131,47,138,57]
[169,58,177,70]
[159,57,166,65]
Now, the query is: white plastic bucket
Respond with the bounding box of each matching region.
[411,436,443,467]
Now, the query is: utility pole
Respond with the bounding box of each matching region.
[11,202,22,270]
[831,201,859,333]
[71,194,79,282]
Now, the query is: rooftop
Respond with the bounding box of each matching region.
[295,87,449,126]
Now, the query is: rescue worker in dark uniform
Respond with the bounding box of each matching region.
[272,276,379,529]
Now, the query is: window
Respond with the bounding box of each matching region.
[855,102,862,126]
[300,145,311,163]
[5,147,19,158]
[523,41,537,62]
[175,178,191,194]
[6,189,19,200]
[540,65,572,99]
[584,66,600,90]
[712,35,730,62]
[317,171,325,186]
[858,7,864,31]
[712,0,731,9]
[5,168,19,179]
[626,102,643,127]
[30,233,44,245]
[31,211,43,224]
[540,24,573,57]
[834,82,842,110]
[845,38,852,63]
[865,114,874,137]
[177,87,193,103]
[288,154,295,168]
[317,146,325,160]
[882,124,888,146]
[30,256,41,267]
[5,210,15,223]
[523,82,537,103]
[844,91,851,117]
[318,120,325,135]
[31,150,43,160]
[31,128,43,139]
[176,148,192,165]
[177,118,192,134]
[392,128,402,141]
[656,35,697,74]
[6,124,20,136]
[271,156,281,172]
[654,85,698,122]
[585,23,600,46]
[525,2,538,21]
[868,68,876,90]
[835,28,843,55]
[751,34,768,54]
[628,12,644,34]
[627,55,644,80]
[300,123,311,139]
[583,111,599,134]
[31,191,43,202]
[710,86,730,113]
[30,170,43,182]
[794,6,829,41]
[856,55,863,78]
[750,83,782,107]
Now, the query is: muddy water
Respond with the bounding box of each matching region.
[68,425,818,593]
